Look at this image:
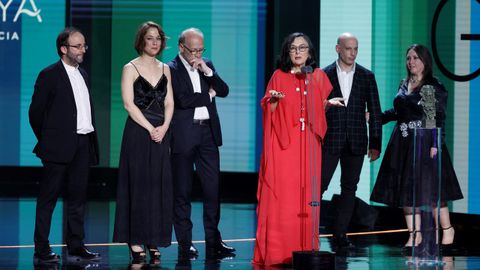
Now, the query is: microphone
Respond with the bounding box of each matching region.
[301,65,313,74]
[301,66,313,87]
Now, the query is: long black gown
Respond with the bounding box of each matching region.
[113,64,173,246]
[370,78,463,207]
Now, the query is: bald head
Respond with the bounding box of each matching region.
[337,32,358,46]
[335,32,358,70]
[178,27,204,45]
[178,27,206,63]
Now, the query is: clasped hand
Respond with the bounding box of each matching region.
[150,126,166,143]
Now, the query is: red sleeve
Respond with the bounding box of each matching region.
[310,69,332,139]
[258,70,292,198]
[261,70,291,150]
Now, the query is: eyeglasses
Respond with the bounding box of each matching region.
[182,43,206,54]
[289,45,309,53]
[65,44,88,50]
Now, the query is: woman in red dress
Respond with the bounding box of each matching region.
[253,32,332,266]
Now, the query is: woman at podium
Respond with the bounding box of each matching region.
[253,32,332,266]
[370,44,463,254]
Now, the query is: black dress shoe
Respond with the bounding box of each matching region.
[33,250,60,264]
[206,241,236,256]
[178,244,199,259]
[206,251,236,260]
[67,247,101,261]
[331,234,354,251]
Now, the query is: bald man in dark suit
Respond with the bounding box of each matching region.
[168,28,235,259]
[322,33,382,251]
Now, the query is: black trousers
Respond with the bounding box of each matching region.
[321,145,365,236]
[172,123,221,248]
[34,134,90,252]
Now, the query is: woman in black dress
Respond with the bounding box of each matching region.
[113,21,174,263]
[370,44,463,252]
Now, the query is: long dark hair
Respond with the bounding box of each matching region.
[406,44,433,85]
[277,32,318,72]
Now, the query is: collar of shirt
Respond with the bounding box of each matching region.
[61,59,80,74]
[178,54,210,119]
[179,53,201,93]
[179,53,196,72]
[61,60,94,134]
[335,59,356,74]
[335,59,355,106]
[179,54,213,77]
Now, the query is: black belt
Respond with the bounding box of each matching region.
[193,119,210,125]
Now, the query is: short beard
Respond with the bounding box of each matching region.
[65,53,82,66]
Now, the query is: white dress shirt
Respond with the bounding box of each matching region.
[179,54,211,120]
[336,60,356,106]
[62,60,94,134]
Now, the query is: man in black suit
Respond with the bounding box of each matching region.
[29,27,101,264]
[322,33,382,250]
[168,28,235,259]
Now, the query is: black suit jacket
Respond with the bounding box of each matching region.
[323,62,382,155]
[29,60,99,164]
[167,55,229,153]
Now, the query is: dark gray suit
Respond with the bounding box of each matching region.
[321,62,382,236]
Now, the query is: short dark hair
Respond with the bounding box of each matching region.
[406,44,433,84]
[56,27,82,57]
[277,32,318,72]
[134,21,166,55]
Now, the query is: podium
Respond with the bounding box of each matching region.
[407,127,444,266]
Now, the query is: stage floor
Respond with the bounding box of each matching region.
[1,198,479,269]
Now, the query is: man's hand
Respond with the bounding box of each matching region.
[209,88,216,99]
[190,58,212,74]
[368,149,380,162]
[325,97,345,109]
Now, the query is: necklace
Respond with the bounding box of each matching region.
[291,67,301,74]
[409,77,420,84]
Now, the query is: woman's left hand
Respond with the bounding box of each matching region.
[151,126,167,143]
[430,147,438,158]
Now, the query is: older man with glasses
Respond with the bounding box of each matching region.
[167,27,235,260]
